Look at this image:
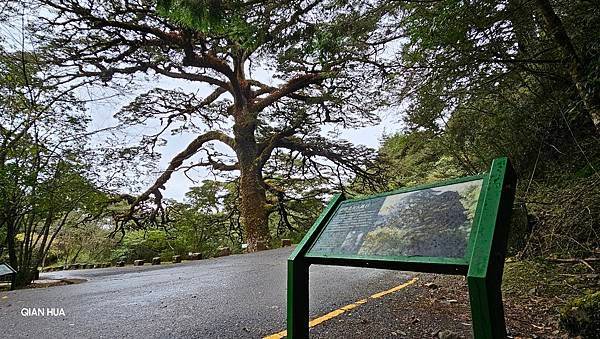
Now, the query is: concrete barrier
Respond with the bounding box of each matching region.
[216,247,231,257]
[256,241,268,251]
[172,255,182,263]
[281,239,292,247]
[189,253,203,260]
[133,259,145,266]
[151,257,161,265]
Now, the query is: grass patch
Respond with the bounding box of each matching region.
[502,259,597,298]
[559,291,600,337]
[502,259,599,337]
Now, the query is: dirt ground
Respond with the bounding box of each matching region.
[311,260,599,338]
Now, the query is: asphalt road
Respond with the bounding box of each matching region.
[0,247,413,338]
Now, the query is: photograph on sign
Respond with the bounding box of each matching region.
[308,179,483,259]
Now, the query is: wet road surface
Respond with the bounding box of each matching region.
[0,247,412,338]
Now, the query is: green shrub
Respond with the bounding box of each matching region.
[559,291,600,338]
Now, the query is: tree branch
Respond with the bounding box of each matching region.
[135,130,234,204]
[251,73,326,112]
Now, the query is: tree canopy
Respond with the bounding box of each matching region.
[0,42,112,286]
[2,0,597,265]
[31,0,407,250]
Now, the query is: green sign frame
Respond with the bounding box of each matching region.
[287,157,517,338]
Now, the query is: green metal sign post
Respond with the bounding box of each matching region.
[287,157,516,338]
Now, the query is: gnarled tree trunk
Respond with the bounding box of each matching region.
[234,110,272,252]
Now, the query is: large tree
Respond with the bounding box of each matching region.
[33,0,402,250]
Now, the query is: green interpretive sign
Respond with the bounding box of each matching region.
[287,158,517,339]
[308,179,483,259]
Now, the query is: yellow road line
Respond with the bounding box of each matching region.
[264,329,288,339]
[263,277,418,339]
[370,278,418,299]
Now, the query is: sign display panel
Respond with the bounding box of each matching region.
[289,158,517,339]
[0,263,16,276]
[307,179,483,259]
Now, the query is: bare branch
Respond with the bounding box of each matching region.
[251,73,327,113]
[136,130,234,203]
